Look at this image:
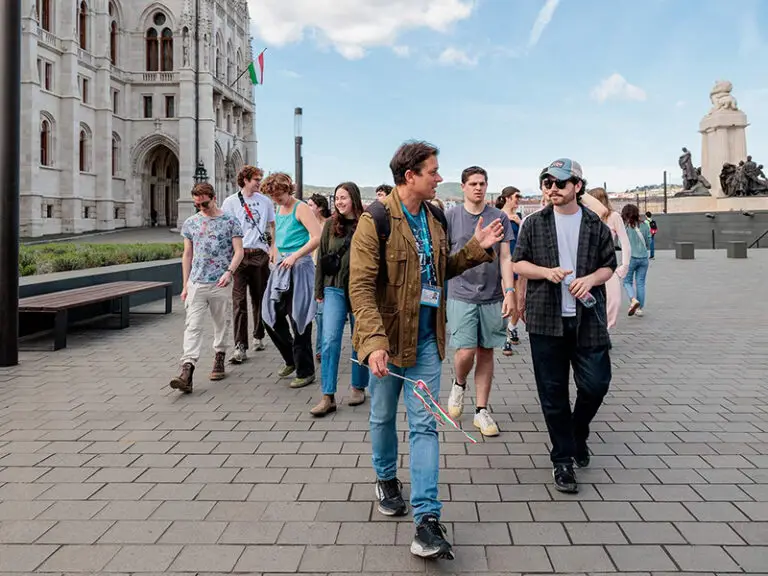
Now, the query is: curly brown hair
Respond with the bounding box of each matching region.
[191,182,215,199]
[260,172,294,198]
[236,165,263,188]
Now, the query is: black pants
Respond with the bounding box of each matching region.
[232,249,270,344]
[263,281,315,378]
[529,317,611,465]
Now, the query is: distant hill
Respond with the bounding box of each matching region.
[305,181,464,201]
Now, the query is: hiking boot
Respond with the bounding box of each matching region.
[575,441,591,468]
[170,363,194,394]
[348,387,366,406]
[231,343,247,364]
[411,515,454,560]
[278,364,296,378]
[473,408,500,437]
[253,339,266,351]
[447,379,465,419]
[290,374,316,388]
[309,394,336,417]
[210,352,226,380]
[553,463,578,493]
[375,478,407,517]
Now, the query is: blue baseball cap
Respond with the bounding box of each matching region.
[543,158,583,181]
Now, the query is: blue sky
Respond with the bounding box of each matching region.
[247,0,768,194]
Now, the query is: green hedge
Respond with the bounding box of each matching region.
[20,243,184,276]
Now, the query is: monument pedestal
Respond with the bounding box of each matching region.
[699,110,748,197]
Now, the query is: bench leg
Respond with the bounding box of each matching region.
[165,285,173,314]
[119,295,130,329]
[53,310,67,350]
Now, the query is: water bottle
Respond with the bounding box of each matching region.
[564,273,596,308]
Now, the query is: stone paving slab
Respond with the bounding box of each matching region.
[1,249,768,574]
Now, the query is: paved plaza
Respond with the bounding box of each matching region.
[1,249,767,574]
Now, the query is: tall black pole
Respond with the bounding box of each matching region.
[294,107,303,199]
[663,170,668,213]
[0,0,21,367]
[194,0,200,168]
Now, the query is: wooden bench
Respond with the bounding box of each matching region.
[19,281,173,350]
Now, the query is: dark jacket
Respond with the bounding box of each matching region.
[314,218,354,301]
[349,187,494,368]
[512,203,617,348]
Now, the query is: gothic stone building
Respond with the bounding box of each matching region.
[21,0,257,237]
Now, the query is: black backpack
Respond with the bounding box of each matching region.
[364,200,447,284]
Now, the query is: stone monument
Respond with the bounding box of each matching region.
[675,148,712,197]
[699,80,748,197]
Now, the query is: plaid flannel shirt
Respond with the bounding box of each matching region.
[512,204,617,348]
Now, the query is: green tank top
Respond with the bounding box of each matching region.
[276,200,310,253]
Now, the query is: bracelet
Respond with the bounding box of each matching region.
[505,287,515,293]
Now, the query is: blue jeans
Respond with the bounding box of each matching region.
[321,287,369,395]
[369,339,442,524]
[649,235,655,258]
[314,301,323,356]
[623,257,649,308]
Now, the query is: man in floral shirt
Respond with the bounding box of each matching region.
[170,182,244,393]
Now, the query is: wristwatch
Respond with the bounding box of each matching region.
[505,287,515,294]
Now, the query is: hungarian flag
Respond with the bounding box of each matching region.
[248,51,265,85]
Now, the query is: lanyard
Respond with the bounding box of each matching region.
[403,204,436,285]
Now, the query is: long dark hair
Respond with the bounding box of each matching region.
[309,194,332,218]
[331,182,364,238]
[495,186,520,210]
[621,203,640,228]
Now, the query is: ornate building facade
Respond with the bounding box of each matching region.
[21,0,257,237]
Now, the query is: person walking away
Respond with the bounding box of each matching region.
[261,173,322,388]
[584,188,631,330]
[496,186,523,353]
[350,141,504,560]
[512,158,616,494]
[446,166,516,437]
[645,211,657,259]
[622,204,651,317]
[311,182,370,416]
[221,165,276,362]
[308,194,332,362]
[170,183,244,393]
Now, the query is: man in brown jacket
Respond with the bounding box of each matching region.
[349,141,504,560]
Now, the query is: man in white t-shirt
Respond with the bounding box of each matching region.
[512,158,616,495]
[221,165,276,362]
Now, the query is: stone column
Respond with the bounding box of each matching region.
[92,0,114,231]
[178,68,196,227]
[19,7,42,236]
[699,110,748,197]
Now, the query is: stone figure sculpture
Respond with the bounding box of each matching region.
[709,80,739,113]
[675,167,712,197]
[679,147,699,190]
[182,30,190,67]
[720,157,768,196]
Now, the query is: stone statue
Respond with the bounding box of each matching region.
[675,167,712,197]
[720,157,768,196]
[182,30,190,67]
[709,80,739,113]
[679,147,698,190]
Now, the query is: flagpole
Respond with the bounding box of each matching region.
[231,48,266,88]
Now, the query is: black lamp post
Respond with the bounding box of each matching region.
[194,160,208,184]
[294,107,303,199]
[0,0,21,367]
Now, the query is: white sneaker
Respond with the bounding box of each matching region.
[447,380,465,419]
[635,308,644,317]
[231,344,247,364]
[473,408,499,437]
[253,339,266,351]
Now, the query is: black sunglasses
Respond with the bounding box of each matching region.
[542,177,576,190]
[194,200,211,209]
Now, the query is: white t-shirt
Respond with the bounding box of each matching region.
[553,207,582,317]
[221,191,275,252]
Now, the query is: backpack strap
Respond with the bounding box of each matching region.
[365,200,391,284]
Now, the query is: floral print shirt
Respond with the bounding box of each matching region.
[181,213,243,283]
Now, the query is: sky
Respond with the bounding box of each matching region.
[246,0,768,195]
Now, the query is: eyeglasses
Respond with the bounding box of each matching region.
[542,178,574,190]
[194,200,211,209]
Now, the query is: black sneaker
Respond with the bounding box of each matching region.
[411,515,454,560]
[375,478,407,516]
[553,464,578,493]
[510,327,520,345]
[575,442,591,468]
[502,337,514,357]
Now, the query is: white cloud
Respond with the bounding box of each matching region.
[392,45,410,58]
[247,0,475,60]
[437,47,478,67]
[280,69,301,78]
[590,73,647,103]
[528,0,560,48]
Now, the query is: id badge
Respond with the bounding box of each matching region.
[420,285,441,308]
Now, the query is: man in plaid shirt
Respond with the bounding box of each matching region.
[512,158,616,494]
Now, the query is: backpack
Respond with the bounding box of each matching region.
[364,200,448,284]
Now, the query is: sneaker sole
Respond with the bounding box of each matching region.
[310,405,337,417]
[374,485,408,517]
[209,373,226,381]
[502,350,514,356]
[230,357,246,364]
[290,376,316,388]
[554,482,579,493]
[410,540,455,560]
[628,301,640,316]
[474,423,500,437]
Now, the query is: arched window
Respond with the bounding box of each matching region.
[215,35,223,79]
[145,28,158,71]
[40,119,51,166]
[109,8,118,65]
[161,28,173,71]
[226,41,233,84]
[79,124,91,172]
[145,13,173,71]
[111,134,120,176]
[37,0,52,32]
[78,1,88,49]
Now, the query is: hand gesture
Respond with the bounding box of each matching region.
[546,267,572,284]
[501,291,517,319]
[216,270,233,287]
[368,349,390,378]
[473,217,505,249]
[279,254,298,269]
[569,275,595,300]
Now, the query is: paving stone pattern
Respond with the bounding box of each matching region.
[1,250,767,574]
